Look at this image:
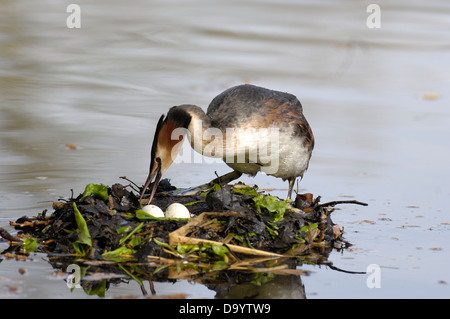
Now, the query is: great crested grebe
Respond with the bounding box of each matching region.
[140,84,314,203]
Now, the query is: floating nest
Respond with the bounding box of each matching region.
[3,178,367,298]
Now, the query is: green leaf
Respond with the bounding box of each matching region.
[119,222,144,245]
[228,232,244,243]
[21,237,38,253]
[135,209,163,220]
[118,264,143,286]
[251,272,275,286]
[253,194,288,222]
[72,202,92,255]
[153,238,171,249]
[102,246,136,262]
[211,261,229,271]
[299,223,318,232]
[232,183,259,197]
[116,226,132,234]
[83,280,106,297]
[129,236,142,248]
[82,183,109,201]
[184,200,206,206]
[211,244,229,258]
[176,244,200,255]
[265,224,279,239]
[200,183,222,197]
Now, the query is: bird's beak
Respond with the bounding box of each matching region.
[139,111,186,204]
[139,114,166,204]
[140,158,162,204]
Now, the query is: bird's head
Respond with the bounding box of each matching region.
[139,107,192,203]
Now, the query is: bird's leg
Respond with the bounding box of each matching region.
[206,170,243,188]
[167,170,243,196]
[287,177,296,200]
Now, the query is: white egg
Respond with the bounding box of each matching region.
[141,204,164,218]
[165,203,190,219]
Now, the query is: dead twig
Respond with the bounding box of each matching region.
[9,220,51,228]
[0,227,21,242]
[325,262,366,275]
[119,176,141,193]
[316,200,368,210]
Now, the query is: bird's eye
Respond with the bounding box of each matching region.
[155,157,161,163]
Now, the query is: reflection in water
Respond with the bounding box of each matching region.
[42,253,314,299]
[212,274,306,299]
[40,252,364,299]
[29,235,364,299]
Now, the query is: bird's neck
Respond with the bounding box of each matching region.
[175,104,212,154]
